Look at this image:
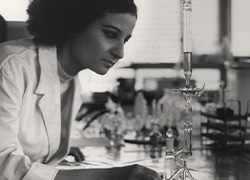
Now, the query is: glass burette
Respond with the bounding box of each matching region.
[165,0,204,179]
[183,0,192,87]
[183,0,193,157]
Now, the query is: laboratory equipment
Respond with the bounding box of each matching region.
[164,128,175,179]
[163,0,205,179]
[150,122,163,162]
[183,0,192,86]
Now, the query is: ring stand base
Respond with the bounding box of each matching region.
[168,161,195,180]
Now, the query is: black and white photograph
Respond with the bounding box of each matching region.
[0,0,250,179]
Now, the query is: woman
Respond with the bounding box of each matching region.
[0,0,162,179]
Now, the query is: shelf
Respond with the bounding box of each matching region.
[201,122,243,132]
[201,133,243,142]
[200,110,245,150]
[200,112,244,122]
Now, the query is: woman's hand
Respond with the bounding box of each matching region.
[68,147,85,162]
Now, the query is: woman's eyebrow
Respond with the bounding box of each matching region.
[101,25,121,32]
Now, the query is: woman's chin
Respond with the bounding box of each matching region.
[92,68,110,75]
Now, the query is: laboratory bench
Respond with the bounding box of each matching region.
[64,133,250,180]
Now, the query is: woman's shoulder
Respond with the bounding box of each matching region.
[0,37,36,49]
[0,38,38,68]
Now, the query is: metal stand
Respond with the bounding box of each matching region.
[164,85,204,180]
[164,1,205,179]
[170,160,194,180]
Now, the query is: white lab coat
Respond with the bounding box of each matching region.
[0,38,82,180]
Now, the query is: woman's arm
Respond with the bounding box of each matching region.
[0,54,57,180]
[55,164,161,180]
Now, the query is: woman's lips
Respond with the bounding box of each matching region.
[102,59,116,66]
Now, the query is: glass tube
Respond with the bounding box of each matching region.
[183,0,192,86]
[183,94,192,156]
[164,128,175,180]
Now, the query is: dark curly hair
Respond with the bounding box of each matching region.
[26,0,137,46]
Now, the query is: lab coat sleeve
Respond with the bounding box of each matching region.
[0,59,58,180]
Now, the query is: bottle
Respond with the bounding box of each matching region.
[217,81,226,108]
[149,122,162,162]
[164,128,175,180]
[134,91,148,138]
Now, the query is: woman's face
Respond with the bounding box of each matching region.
[67,12,137,75]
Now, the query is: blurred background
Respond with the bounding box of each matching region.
[1,0,250,115]
[2,2,250,178]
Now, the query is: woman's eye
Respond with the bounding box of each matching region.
[104,31,117,39]
[124,38,130,44]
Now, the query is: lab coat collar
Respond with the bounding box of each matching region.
[34,45,82,163]
[35,45,62,162]
[35,45,59,94]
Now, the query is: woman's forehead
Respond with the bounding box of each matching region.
[96,13,136,28]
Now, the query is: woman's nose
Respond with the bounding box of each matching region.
[111,42,124,60]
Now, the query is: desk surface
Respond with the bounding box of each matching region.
[58,134,250,180]
[60,138,215,180]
